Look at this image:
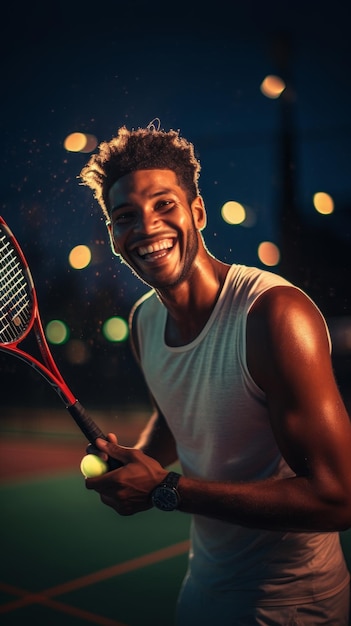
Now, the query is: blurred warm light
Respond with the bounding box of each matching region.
[46,319,70,345]
[64,132,98,153]
[102,317,129,342]
[69,245,92,270]
[64,132,87,152]
[221,201,246,225]
[65,339,91,365]
[80,134,99,153]
[313,191,334,215]
[258,241,280,266]
[260,75,286,99]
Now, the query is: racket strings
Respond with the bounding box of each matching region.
[0,231,32,343]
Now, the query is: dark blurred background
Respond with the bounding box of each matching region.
[0,0,350,420]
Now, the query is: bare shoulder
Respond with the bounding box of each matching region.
[246,285,331,391]
[248,285,329,346]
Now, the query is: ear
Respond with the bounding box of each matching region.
[106,220,120,257]
[191,196,207,231]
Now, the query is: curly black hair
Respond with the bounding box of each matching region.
[79,125,201,219]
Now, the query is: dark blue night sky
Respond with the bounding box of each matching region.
[1,0,350,408]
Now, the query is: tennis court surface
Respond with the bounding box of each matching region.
[0,408,190,626]
[1,408,350,625]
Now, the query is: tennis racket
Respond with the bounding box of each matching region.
[0,215,121,469]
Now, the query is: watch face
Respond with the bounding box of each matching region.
[152,486,179,511]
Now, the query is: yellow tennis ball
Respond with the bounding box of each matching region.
[80,454,108,478]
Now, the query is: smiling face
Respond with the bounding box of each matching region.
[107,169,206,290]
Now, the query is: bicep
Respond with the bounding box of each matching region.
[247,287,351,483]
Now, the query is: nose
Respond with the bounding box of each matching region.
[134,206,160,235]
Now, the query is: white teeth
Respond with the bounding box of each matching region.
[138,239,173,257]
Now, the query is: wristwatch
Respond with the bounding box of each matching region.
[151,471,181,511]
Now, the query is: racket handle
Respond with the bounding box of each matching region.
[67,400,122,470]
[67,400,106,442]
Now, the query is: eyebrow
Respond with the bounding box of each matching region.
[110,202,132,215]
[110,188,176,215]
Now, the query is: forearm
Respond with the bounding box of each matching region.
[177,473,351,533]
[135,411,178,468]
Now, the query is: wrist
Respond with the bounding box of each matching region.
[151,471,181,511]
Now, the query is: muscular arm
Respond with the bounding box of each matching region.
[176,287,351,531]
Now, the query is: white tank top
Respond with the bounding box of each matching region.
[134,264,349,605]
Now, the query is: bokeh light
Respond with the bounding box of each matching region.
[258,241,280,266]
[80,134,99,153]
[68,245,92,270]
[64,132,98,153]
[313,191,334,215]
[46,320,70,345]
[260,75,286,99]
[221,201,246,225]
[102,317,129,342]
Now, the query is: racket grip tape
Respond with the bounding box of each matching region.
[67,400,123,470]
[67,400,107,443]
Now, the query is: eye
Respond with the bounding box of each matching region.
[156,200,174,211]
[112,211,135,227]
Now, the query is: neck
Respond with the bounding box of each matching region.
[158,257,230,346]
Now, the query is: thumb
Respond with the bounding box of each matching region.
[95,437,134,468]
[107,432,118,444]
[87,433,118,460]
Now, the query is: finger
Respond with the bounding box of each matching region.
[107,432,118,444]
[89,434,118,463]
[86,442,100,455]
[100,494,136,516]
[100,493,118,509]
[85,434,118,460]
[85,470,117,490]
[94,438,134,465]
[90,433,118,461]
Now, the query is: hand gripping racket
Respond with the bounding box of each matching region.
[0,216,120,469]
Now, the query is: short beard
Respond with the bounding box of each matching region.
[151,225,199,291]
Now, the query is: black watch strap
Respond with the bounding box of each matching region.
[151,471,181,511]
[163,471,181,490]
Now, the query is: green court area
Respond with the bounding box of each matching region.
[0,473,190,626]
[1,409,351,625]
[0,410,190,626]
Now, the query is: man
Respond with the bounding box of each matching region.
[79,123,351,625]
